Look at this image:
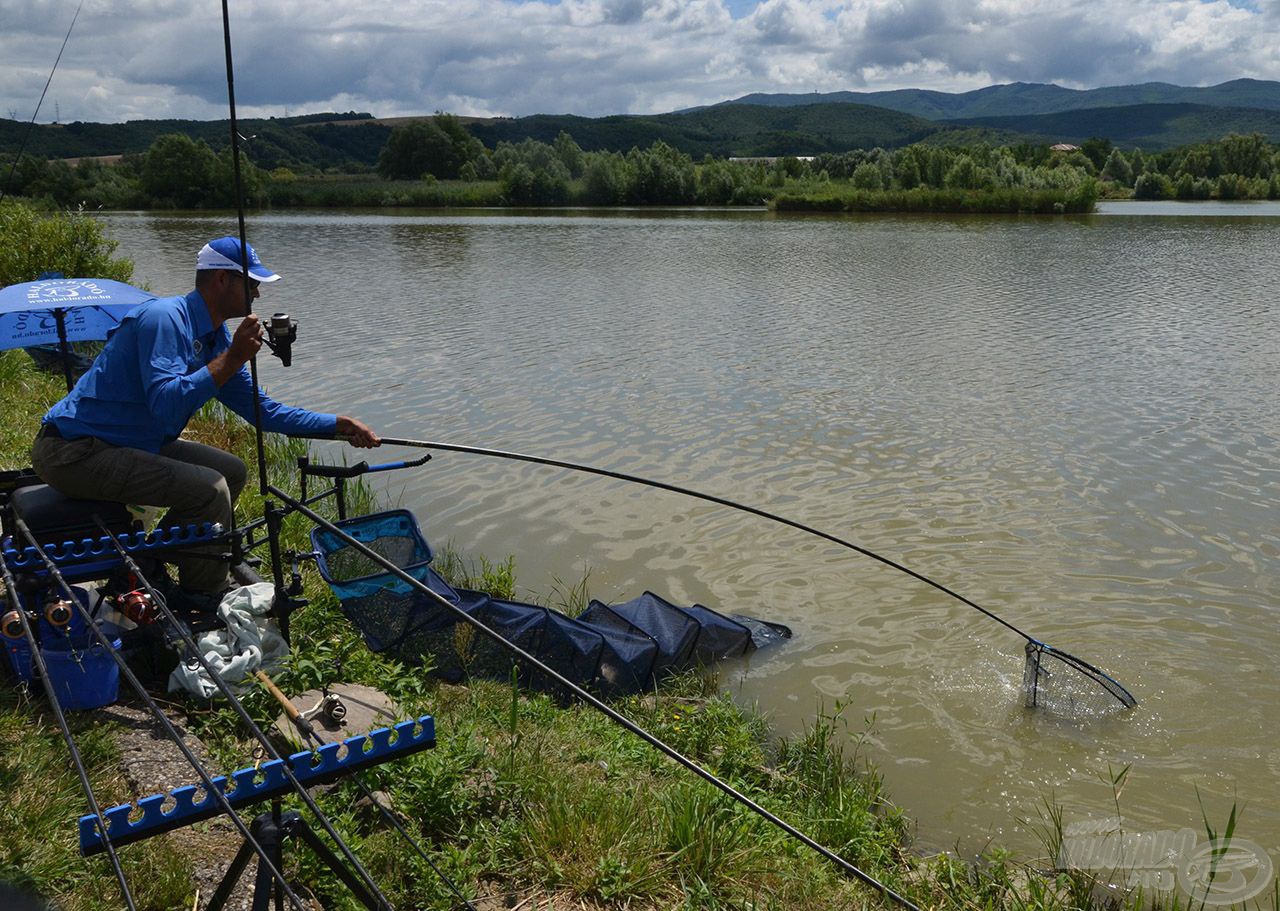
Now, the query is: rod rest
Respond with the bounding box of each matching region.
[78,715,435,856]
[3,522,225,571]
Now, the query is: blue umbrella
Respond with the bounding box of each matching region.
[0,277,156,389]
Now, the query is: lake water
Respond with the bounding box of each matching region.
[100,202,1280,870]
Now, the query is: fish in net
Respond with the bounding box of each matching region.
[1023,640,1137,717]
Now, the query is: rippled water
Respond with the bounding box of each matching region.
[101,203,1280,862]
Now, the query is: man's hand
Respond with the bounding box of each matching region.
[208,314,263,386]
[336,415,380,448]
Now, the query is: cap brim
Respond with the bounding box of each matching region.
[249,267,281,283]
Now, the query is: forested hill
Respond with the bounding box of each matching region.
[0,113,391,170]
[465,103,946,156]
[714,78,1280,120]
[1,103,957,165]
[947,103,1280,150]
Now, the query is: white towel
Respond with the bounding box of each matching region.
[168,583,290,699]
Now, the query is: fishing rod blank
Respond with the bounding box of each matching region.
[270,484,924,911]
[10,517,311,911]
[333,435,1136,716]
[0,555,138,911]
[85,516,395,911]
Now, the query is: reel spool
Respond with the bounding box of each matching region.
[2,609,28,640]
[44,596,74,628]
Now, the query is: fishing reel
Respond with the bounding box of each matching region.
[2,608,28,640]
[263,312,297,367]
[44,594,74,628]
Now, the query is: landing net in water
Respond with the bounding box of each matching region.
[1023,640,1137,718]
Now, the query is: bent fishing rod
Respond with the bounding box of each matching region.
[315,435,1136,708]
[270,485,923,911]
[332,440,1072,640]
[0,550,137,911]
[10,517,312,911]
[90,515,478,911]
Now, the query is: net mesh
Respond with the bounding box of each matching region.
[1023,641,1137,717]
[310,510,793,697]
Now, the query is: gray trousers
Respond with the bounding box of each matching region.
[31,433,247,593]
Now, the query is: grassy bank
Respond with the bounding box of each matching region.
[773,184,1098,215]
[0,348,1195,911]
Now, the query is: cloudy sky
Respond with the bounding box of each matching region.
[1,0,1273,124]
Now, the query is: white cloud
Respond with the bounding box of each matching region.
[1,0,1277,124]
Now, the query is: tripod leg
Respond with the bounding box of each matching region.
[288,816,383,910]
[206,839,260,911]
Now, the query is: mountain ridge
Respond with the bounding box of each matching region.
[710,78,1280,120]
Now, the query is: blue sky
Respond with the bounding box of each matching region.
[1,0,1275,124]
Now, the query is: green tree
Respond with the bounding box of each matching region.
[1100,148,1133,186]
[626,142,695,205]
[1218,132,1271,179]
[944,154,987,190]
[1133,172,1173,199]
[141,133,219,207]
[1080,137,1113,171]
[553,131,585,179]
[377,114,484,180]
[851,162,883,190]
[0,200,134,287]
[582,152,629,205]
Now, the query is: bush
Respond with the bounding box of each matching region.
[1133,172,1173,199]
[0,200,134,287]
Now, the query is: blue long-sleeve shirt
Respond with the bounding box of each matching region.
[43,290,336,453]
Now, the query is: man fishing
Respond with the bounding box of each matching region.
[30,235,379,610]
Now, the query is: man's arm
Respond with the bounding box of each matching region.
[136,307,219,421]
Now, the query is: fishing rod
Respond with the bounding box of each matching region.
[0,0,83,203]
[219,0,271,498]
[10,516,312,911]
[323,435,1136,709]
[0,553,137,911]
[270,484,924,911]
[86,516,396,911]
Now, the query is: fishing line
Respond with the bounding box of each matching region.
[0,554,138,911]
[270,485,924,911]
[85,516,397,911]
[0,0,83,203]
[332,436,1136,710]
[11,517,311,911]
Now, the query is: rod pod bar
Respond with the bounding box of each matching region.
[269,483,923,911]
[12,516,311,911]
[252,670,481,911]
[88,515,395,911]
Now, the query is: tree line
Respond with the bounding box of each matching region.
[4,114,1280,209]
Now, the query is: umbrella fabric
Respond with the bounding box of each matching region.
[0,278,156,351]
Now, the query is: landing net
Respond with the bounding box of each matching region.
[1023,640,1137,717]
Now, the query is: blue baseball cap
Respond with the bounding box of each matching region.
[196,236,280,283]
